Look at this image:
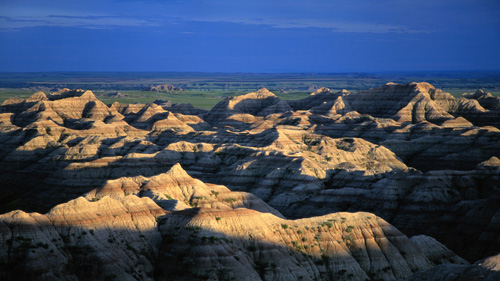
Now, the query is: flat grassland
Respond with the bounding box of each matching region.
[1,71,499,109]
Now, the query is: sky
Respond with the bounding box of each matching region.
[0,0,499,73]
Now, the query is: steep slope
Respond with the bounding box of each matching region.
[462,89,500,111]
[408,252,500,281]
[155,208,473,281]
[85,163,283,217]
[1,160,471,281]
[0,195,165,281]
[205,88,291,125]
[346,82,455,124]
[288,88,352,113]
[0,198,454,281]
[0,83,499,280]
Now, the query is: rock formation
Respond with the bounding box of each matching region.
[146,84,183,92]
[205,88,292,125]
[106,92,127,98]
[0,83,499,280]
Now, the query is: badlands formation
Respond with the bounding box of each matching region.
[0,83,499,280]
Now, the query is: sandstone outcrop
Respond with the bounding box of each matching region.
[0,83,499,280]
[0,195,165,281]
[205,88,292,125]
[346,82,455,124]
[157,209,436,281]
[0,195,456,281]
[85,163,283,217]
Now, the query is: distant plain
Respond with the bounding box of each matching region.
[1,71,499,109]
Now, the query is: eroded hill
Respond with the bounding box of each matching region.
[0,83,499,280]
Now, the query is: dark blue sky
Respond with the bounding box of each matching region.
[1,0,499,72]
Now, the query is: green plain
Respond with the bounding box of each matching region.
[0,72,499,109]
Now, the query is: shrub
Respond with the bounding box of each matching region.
[322,221,333,228]
[346,225,355,233]
[223,197,237,203]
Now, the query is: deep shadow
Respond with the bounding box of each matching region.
[0,211,164,281]
[278,167,500,263]
[1,189,499,281]
[151,127,281,147]
[311,117,500,171]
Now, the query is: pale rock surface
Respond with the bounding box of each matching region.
[157,209,435,281]
[0,83,498,280]
[0,195,165,281]
[205,88,291,125]
[84,163,283,217]
[477,253,500,271]
[346,82,455,124]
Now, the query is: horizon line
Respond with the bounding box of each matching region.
[1,69,500,75]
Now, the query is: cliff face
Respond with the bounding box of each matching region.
[345,82,454,124]
[0,164,442,281]
[0,199,437,281]
[0,195,165,281]
[1,83,500,280]
[157,209,435,281]
[205,88,292,125]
